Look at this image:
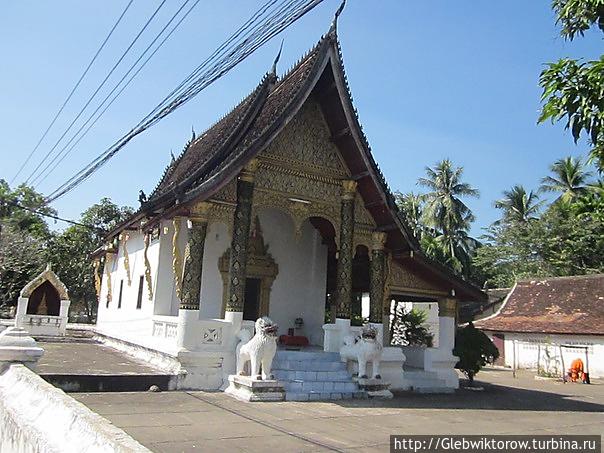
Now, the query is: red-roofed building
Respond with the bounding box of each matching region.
[474,275,604,378]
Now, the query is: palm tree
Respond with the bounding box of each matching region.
[494,185,543,223]
[540,156,593,203]
[394,191,424,239]
[418,159,479,272]
[419,159,479,235]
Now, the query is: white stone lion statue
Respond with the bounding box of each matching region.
[340,324,383,379]
[236,316,279,380]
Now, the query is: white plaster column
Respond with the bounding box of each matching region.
[437,298,456,356]
[58,300,71,336]
[14,297,28,329]
[423,297,459,390]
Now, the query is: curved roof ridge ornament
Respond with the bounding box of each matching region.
[20,263,69,300]
[270,39,285,77]
[329,0,347,35]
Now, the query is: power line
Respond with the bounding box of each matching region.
[0,198,101,231]
[24,0,168,185]
[10,0,134,185]
[32,0,201,187]
[45,0,326,204]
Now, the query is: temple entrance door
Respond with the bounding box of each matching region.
[243,278,261,321]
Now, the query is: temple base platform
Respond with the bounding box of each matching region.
[224,375,285,402]
[356,377,393,399]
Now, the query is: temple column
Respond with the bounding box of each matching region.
[369,231,387,344]
[420,295,459,389]
[335,180,357,322]
[437,297,457,356]
[324,180,356,352]
[180,202,211,310]
[225,159,259,326]
[177,203,211,350]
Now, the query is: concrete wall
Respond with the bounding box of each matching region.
[0,363,149,452]
[484,331,604,378]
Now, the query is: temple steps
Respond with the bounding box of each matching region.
[273,350,367,401]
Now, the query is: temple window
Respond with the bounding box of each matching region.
[136,275,144,309]
[118,280,124,309]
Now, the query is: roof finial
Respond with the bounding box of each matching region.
[270,39,284,76]
[329,0,346,34]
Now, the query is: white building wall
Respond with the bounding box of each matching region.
[97,230,161,340]
[199,221,231,319]
[153,218,187,317]
[485,332,604,378]
[259,208,327,346]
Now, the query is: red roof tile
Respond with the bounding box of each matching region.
[475,275,604,336]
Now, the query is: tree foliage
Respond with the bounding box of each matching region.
[494,185,543,224]
[0,182,133,322]
[0,225,46,310]
[539,1,604,169]
[552,0,604,40]
[47,198,133,321]
[390,304,434,347]
[0,179,56,239]
[540,156,593,202]
[474,171,604,288]
[396,159,480,279]
[454,322,499,384]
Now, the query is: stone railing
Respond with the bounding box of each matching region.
[23,315,62,328]
[151,316,179,340]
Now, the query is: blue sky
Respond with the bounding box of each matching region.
[1,1,602,236]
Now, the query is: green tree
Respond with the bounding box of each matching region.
[474,170,604,288]
[454,322,499,384]
[540,156,593,202]
[390,304,433,347]
[0,179,56,239]
[418,159,480,274]
[47,198,133,322]
[494,185,543,223]
[0,225,46,308]
[395,191,424,239]
[0,181,54,307]
[539,0,604,170]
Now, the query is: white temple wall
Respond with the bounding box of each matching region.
[153,218,187,317]
[199,221,231,319]
[484,332,604,378]
[258,208,327,346]
[96,230,160,339]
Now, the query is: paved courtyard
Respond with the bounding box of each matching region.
[72,368,604,452]
[37,339,165,375]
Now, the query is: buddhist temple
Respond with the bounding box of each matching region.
[92,25,486,396]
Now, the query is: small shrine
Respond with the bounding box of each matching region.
[15,264,71,337]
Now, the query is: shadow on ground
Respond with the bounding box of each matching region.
[335,372,604,413]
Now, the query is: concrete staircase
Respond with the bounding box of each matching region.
[272,350,366,401]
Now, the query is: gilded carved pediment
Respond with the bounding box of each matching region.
[261,100,349,177]
[389,260,441,294]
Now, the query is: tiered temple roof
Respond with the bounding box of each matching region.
[110,29,487,303]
